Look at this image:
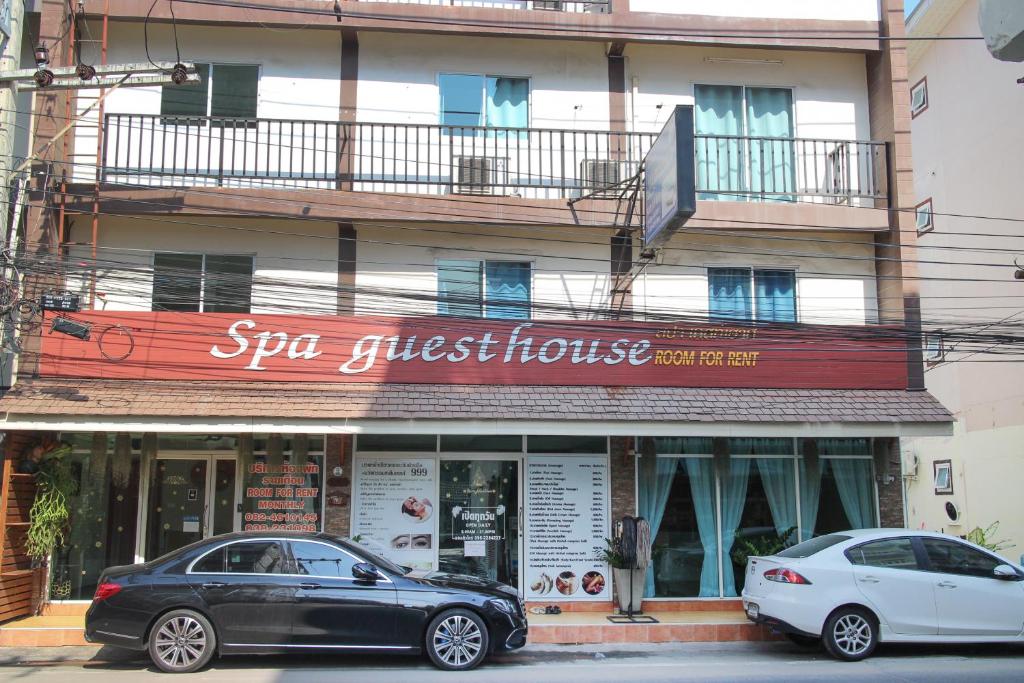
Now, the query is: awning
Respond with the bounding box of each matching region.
[0,378,953,438]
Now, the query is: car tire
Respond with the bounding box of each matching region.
[785,633,820,648]
[822,607,878,662]
[425,608,489,671]
[148,609,217,674]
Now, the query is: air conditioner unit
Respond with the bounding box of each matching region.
[453,156,508,195]
[580,159,623,198]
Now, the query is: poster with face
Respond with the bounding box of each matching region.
[525,455,610,601]
[352,457,436,571]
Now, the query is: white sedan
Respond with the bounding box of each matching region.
[741,529,1024,660]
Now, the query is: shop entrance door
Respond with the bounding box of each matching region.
[144,455,239,560]
[438,458,521,592]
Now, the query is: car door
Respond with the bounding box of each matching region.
[847,537,937,635]
[919,537,1024,637]
[287,539,400,647]
[188,539,297,647]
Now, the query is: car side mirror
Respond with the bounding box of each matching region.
[352,562,380,582]
[993,564,1022,581]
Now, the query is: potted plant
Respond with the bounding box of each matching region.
[596,538,644,614]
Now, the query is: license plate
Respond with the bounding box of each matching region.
[746,604,759,619]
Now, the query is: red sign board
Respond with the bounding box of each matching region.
[39,312,908,390]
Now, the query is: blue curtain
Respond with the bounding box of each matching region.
[684,458,720,598]
[754,270,797,323]
[831,459,876,529]
[486,77,528,129]
[798,458,821,542]
[709,268,752,321]
[720,457,750,597]
[484,262,530,319]
[695,84,745,200]
[638,455,679,598]
[746,87,795,201]
[756,458,798,537]
[437,259,482,317]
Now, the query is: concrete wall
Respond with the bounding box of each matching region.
[634,230,879,325]
[629,0,880,22]
[64,216,340,314]
[904,0,1024,556]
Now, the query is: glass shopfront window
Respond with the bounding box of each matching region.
[53,434,141,601]
[640,437,877,599]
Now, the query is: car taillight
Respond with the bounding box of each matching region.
[764,568,812,585]
[93,582,122,602]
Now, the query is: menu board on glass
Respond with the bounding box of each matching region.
[352,458,436,571]
[525,455,610,601]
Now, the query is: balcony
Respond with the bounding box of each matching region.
[346,0,609,12]
[99,114,886,207]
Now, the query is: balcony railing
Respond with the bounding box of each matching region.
[100,114,887,205]
[348,1,610,12]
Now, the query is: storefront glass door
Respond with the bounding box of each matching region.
[438,459,520,590]
[145,455,238,559]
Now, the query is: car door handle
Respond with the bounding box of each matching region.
[857,576,880,584]
[937,581,957,589]
[299,582,321,590]
[201,582,227,589]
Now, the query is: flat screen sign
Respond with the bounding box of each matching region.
[643,105,696,247]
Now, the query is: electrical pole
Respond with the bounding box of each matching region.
[0,0,25,248]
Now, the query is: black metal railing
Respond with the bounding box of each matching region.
[356,0,610,12]
[100,114,887,204]
[695,134,886,203]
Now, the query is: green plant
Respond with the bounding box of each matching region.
[730,526,797,568]
[26,444,77,561]
[966,522,1011,554]
[594,537,630,569]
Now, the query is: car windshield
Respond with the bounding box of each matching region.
[340,537,409,576]
[776,534,852,558]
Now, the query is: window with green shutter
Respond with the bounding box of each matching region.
[159,63,259,125]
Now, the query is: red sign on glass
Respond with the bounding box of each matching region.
[39,311,909,390]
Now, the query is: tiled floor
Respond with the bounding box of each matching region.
[526,609,771,644]
[0,615,88,647]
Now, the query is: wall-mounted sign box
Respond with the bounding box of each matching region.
[41,292,82,312]
[643,105,697,248]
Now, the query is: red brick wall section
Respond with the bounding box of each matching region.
[323,434,353,538]
[876,437,906,528]
[610,436,636,525]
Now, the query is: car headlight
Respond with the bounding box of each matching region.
[489,598,516,614]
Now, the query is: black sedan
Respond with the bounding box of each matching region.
[85,532,528,673]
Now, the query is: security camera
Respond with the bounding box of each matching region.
[1015,268,1024,280]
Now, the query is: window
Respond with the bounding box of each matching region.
[933,459,953,495]
[192,548,225,573]
[161,63,259,123]
[694,84,795,201]
[225,541,290,574]
[152,253,254,313]
[289,541,358,578]
[910,77,928,118]
[439,74,529,131]
[777,534,851,559]
[708,268,796,322]
[437,260,531,319]
[916,198,934,234]
[924,333,944,364]
[847,538,919,570]
[922,538,1001,578]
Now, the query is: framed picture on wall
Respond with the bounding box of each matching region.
[933,460,953,495]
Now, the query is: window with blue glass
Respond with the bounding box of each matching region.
[708,268,796,323]
[437,260,531,319]
[440,74,529,132]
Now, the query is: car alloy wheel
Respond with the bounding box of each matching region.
[148,609,217,673]
[426,608,489,671]
[823,607,877,661]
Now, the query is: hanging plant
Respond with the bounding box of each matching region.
[88,432,109,488]
[26,443,77,561]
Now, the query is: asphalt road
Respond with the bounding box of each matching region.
[2,641,1022,682]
